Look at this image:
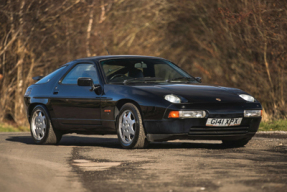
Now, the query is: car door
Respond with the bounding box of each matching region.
[50,62,102,130]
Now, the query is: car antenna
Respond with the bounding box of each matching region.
[98,32,110,55]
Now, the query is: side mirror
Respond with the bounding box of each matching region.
[195,77,202,83]
[77,77,102,94]
[32,76,44,81]
[77,77,93,86]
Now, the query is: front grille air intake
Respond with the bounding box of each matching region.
[189,127,248,135]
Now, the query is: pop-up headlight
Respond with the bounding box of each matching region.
[239,94,255,102]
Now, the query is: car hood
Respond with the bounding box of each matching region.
[132,84,247,103]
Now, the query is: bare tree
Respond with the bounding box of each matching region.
[0,0,286,126]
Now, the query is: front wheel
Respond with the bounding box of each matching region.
[30,105,62,144]
[117,103,148,149]
[222,138,251,148]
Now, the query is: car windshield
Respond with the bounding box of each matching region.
[100,58,198,84]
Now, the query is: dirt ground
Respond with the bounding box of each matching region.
[0,133,286,192]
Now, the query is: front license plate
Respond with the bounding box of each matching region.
[206,118,242,127]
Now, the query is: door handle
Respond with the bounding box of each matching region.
[53,86,59,94]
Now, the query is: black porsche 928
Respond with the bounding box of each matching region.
[24,55,262,149]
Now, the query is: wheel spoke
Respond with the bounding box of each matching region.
[122,114,126,121]
[35,127,41,135]
[130,119,135,126]
[41,129,45,137]
[127,135,132,142]
[128,126,135,134]
[127,112,132,120]
[122,129,130,138]
[130,130,135,135]
[36,133,40,140]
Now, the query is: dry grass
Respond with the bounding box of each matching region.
[0,123,29,132]
[259,119,287,131]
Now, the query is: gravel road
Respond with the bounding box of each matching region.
[0,132,286,192]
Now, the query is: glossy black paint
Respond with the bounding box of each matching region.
[24,55,262,141]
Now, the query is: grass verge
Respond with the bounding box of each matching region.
[0,123,29,132]
[259,119,287,131]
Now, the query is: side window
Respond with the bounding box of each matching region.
[62,64,99,84]
[36,66,66,84]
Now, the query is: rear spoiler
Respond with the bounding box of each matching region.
[32,76,44,81]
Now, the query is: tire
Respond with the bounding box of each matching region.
[222,138,251,148]
[116,103,148,149]
[30,105,62,145]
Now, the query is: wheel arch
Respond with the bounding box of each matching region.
[115,99,143,120]
[114,99,147,134]
[28,103,49,123]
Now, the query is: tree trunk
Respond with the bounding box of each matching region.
[14,0,26,126]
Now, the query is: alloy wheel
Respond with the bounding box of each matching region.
[119,110,136,145]
[31,109,47,140]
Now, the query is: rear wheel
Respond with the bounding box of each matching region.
[117,103,148,149]
[30,105,62,144]
[222,138,251,147]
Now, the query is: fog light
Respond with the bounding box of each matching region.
[244,110,262,117]
[168,111,206,118]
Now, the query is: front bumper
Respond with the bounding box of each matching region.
[146,133,257,142]
[143,102,262,142]
[144,118,261,141]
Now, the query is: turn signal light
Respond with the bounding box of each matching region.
[168,111,179,118]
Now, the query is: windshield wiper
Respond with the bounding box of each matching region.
[168,77,195,82]
[123,77,164,84]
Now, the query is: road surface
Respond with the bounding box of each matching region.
[0,132,286,192]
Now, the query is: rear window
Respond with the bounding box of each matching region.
[35,66,66,84]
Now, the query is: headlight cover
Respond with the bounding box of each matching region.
[179,111,206,118]
[164,94,181,103]
[168,110,206,118]
[24,88,32,96]
[239,94,255,102]
[244,110,262,117]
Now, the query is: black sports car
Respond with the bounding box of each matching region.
[24,55,262,149]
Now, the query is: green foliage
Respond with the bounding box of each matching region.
[259,119,287,131]
[0,123,29,132]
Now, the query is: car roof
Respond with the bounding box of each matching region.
[74,55,166,63]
